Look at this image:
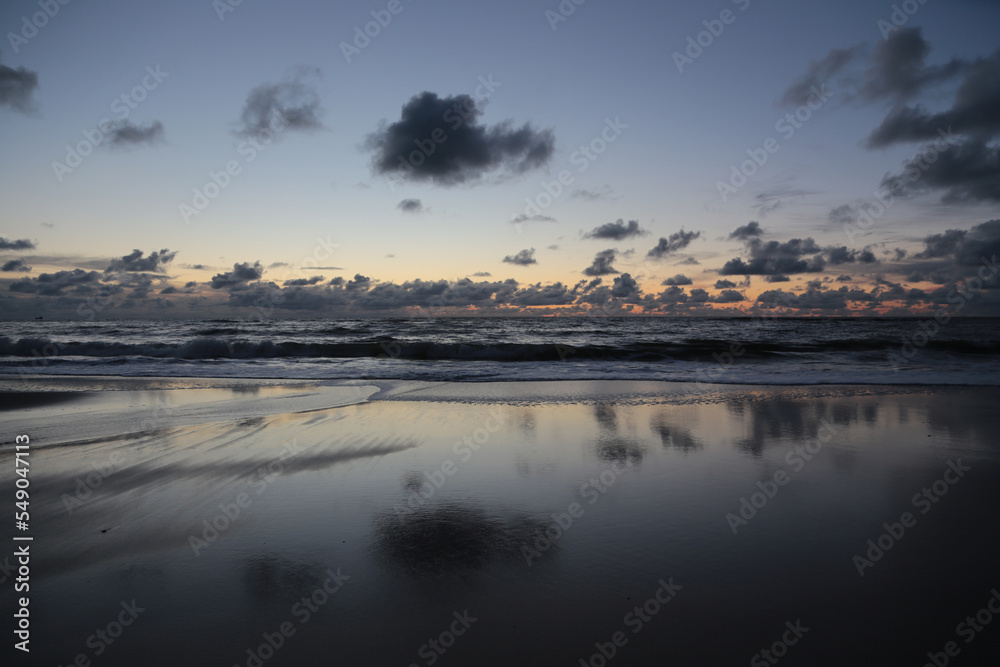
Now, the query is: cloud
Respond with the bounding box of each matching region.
[859,28,968,104]
[795,29,999,204]
[714,279,737,289]
[104,120,165,148]
[472,271,492,277]
[826,246,877,265]
[714,289,745,303]
[0,237,35,250]
[283,276,325,286]
[511,213,556,224]
[728,221,763,241]
[781,46,859,106]
[210,261,264,289]
[879,139,1000,203]
[509,282,576,306]
[502,248,537,266]
[397,198,426,214]
[235,71,324,139]
[2,259,30,272]
[8,269,104,296]
[0,54,39,113]
[865,46,1000,148]
[719,237,826,276]
[647,229,701,259]
[662,274,692,286]
[583,219,647,240]
[583,249,618,276]
[828,205,858,225]
[366,91,555,185]
[571,186,616,201]
[106,248,177,273]
[677,256,700,265]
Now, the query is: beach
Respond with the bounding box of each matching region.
[3,377,999,665]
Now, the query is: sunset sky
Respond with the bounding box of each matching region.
[1,0,998,317]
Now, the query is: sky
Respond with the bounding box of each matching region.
[1,0,999,318]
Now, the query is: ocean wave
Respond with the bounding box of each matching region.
[1,335,997,363]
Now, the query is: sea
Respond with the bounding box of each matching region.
[2,316,999,385]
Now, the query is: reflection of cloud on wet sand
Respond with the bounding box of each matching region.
[370,502,551,575]
[241,555,327,601]
[651,415,702,452]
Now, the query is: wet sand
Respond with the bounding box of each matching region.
[2,378,999,666]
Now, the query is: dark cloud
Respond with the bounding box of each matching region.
[662,274,692,286]
[765,275,791,282]
[714,289,745,303]
[836,274,853,282]
[510,282,576,306]
[714,279,737,289]
[235,71,324,139]
[719,238,825,276]
[472,271,492,277]
[915,229,967,259]
[728,221,763,241]
[954,219,1000,266]
[0,55,39,113]
[106,248,177,274]
[397,198,426,213]
[796,28,999,204]
[583,249,618,276]
[879,139,1000,203]
[583,219,647,240]
[8,269,103,296]
[826,246,878,265]
[828,205,858,225]
[610,273,639,298]
[781,47,859,106]
[677,256,700,265]
[105,120,165,148]
[210,261,264,289]
[283,276,325,286]
[511,213,556,224]
[571,186,616,201]
[366,91,554,185]
[0,237,35,250]
[860,28,968,103]
[865,46,1000,148]
[1,259,30,272]
[647,229,701,259]
[502,248,537,266]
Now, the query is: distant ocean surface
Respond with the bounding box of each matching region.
[2,317,999,385]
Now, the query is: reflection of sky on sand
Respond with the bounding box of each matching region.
[3,383,999,665]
